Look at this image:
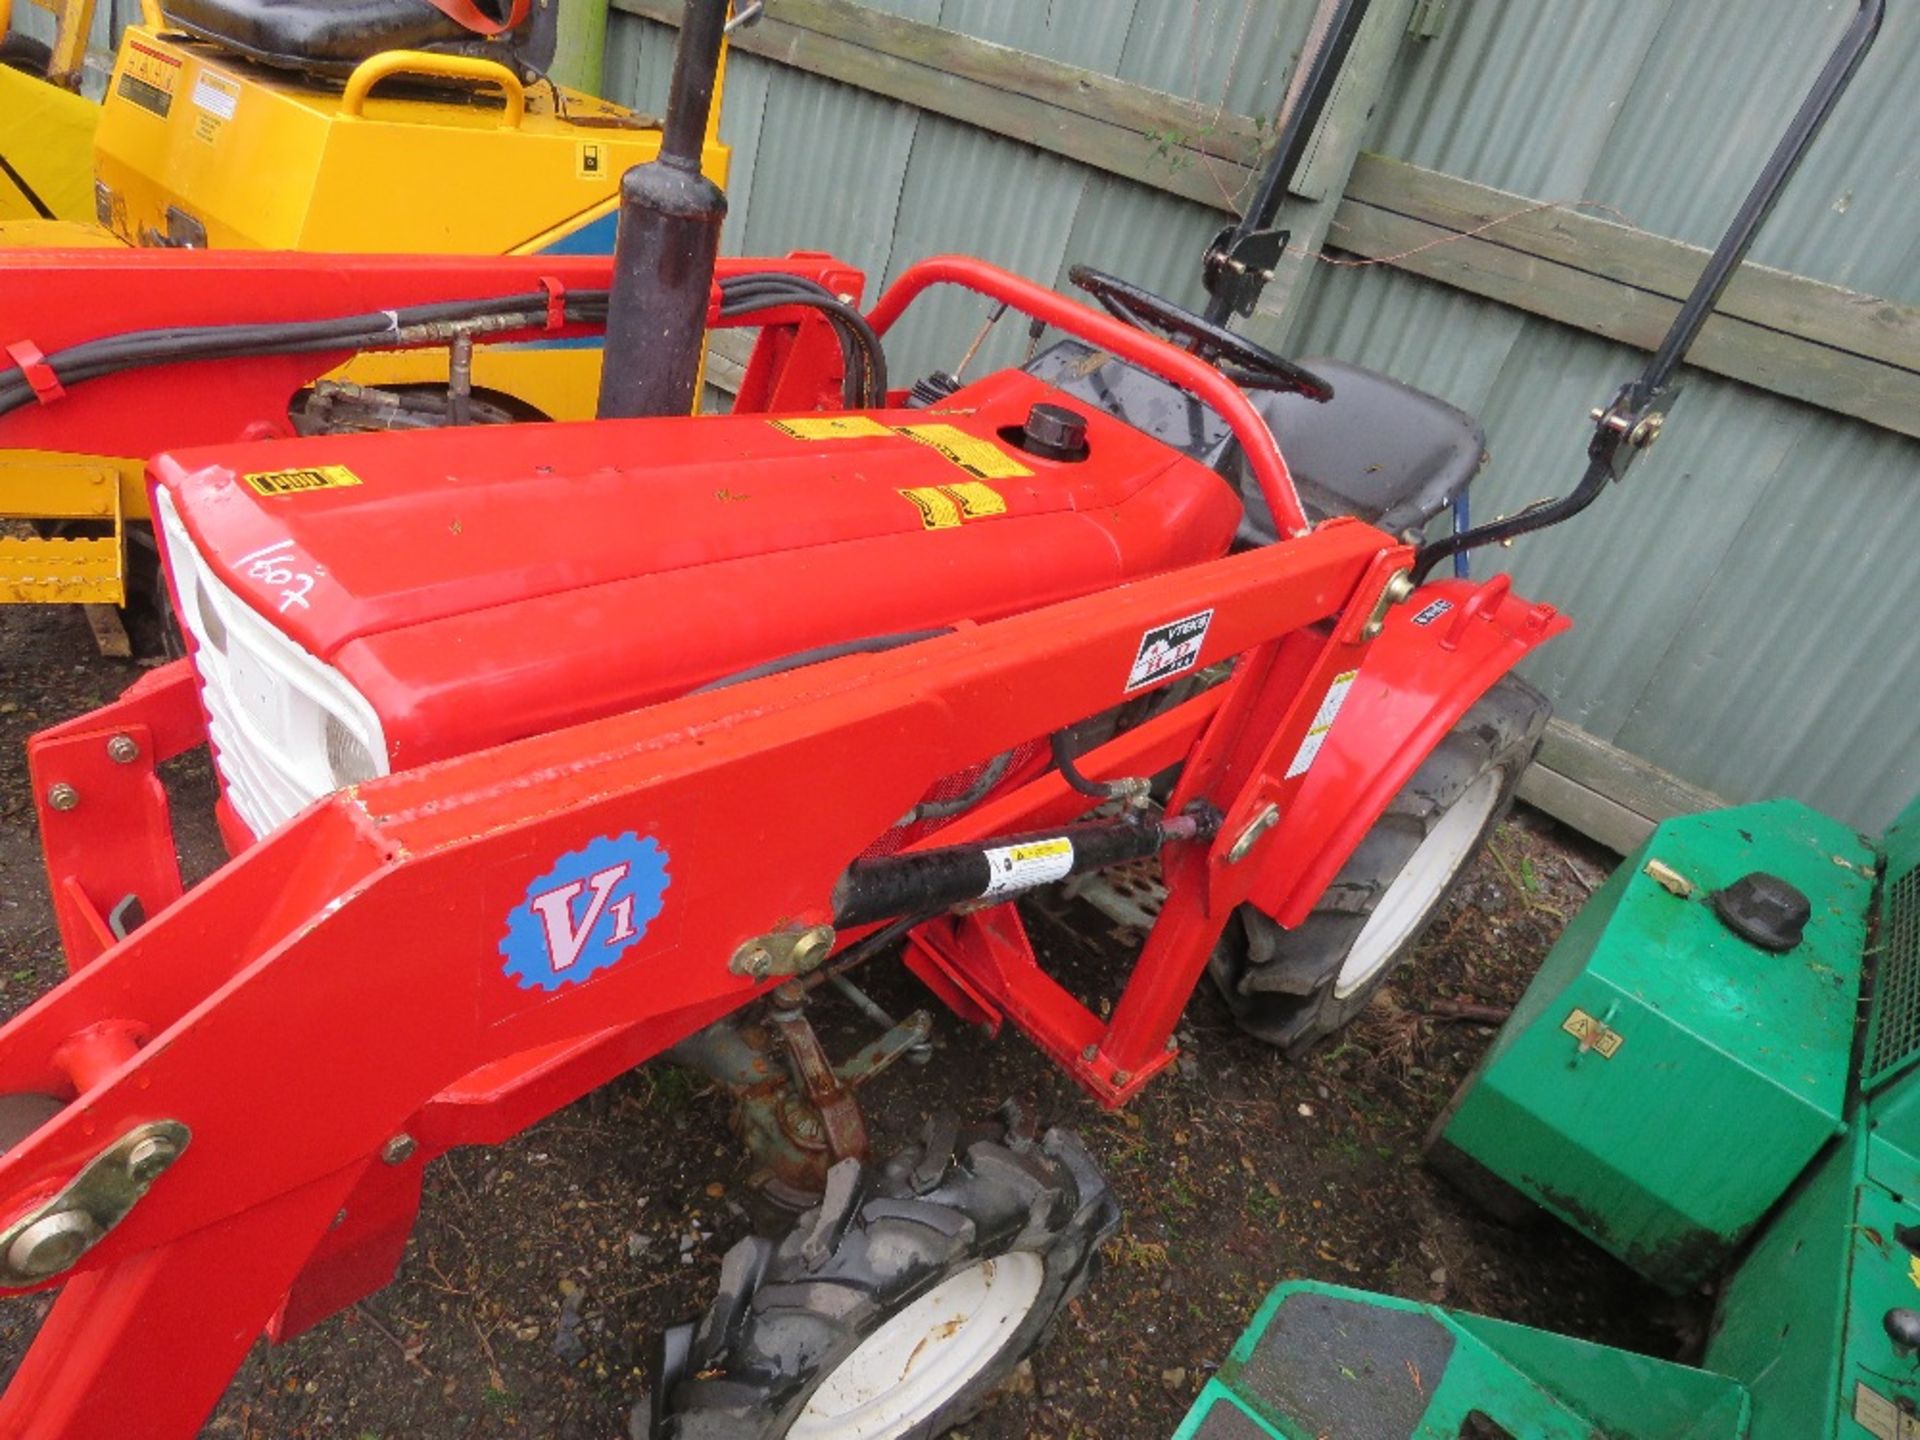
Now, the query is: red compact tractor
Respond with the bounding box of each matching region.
[0,0,1873,1434]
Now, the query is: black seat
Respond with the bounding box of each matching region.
[160,0,552,76]
[1233,357,1485,546]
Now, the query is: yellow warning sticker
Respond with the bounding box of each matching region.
[899,486,964,530]
[944,480,1007,519]
[1283,668,1360,779]
[768,416,894,440]
[897,481,1009,531]
[895,423,1034,481]
[243,465,363,497]
[1562,1008,1624,1059]
[118,39,182,117]
[982,837,1074,898]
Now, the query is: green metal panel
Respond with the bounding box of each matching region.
[1188,1281,1748,1439]
[1170,1386,1286,1440]
[1437,800,1876,1290]
[1703,1130,1856,1440]
[1706,1119,1920,1440]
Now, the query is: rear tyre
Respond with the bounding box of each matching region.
[646,1108,1119,1440]
[0,35,53,77]
[1208,674,1549,1056]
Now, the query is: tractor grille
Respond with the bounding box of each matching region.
[155,488,389,837]
[1865,863,1920,1091]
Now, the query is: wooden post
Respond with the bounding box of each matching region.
[551,0,610,94]
[1236,0,1419,349]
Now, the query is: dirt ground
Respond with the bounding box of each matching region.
[0,600,1686,1439]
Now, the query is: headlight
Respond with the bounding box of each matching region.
[325,712,380,787]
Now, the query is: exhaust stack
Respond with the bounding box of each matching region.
[594,0,730,420]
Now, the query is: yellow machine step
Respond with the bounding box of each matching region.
[0,457,126,604]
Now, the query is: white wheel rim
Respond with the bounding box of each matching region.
[791,1251,1047,1440]
[1332,770,1505,999]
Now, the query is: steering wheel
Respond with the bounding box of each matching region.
[1068,265,1335,403]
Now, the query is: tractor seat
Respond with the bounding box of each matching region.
[1233,357,1485,547]
[159,0,549,76]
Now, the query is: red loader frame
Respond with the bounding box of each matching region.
[0,250,1562,1438]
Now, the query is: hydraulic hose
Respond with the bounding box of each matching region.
[0,272,889,418]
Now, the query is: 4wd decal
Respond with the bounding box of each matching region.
[500,833,671,991]
[1124,610,1213,692]
[1410,599,1454,627]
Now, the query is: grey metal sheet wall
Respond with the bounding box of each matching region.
[1296,0,1920,829]
[601,0,1920,829]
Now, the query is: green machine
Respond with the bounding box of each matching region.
[1174,789,1919,1439]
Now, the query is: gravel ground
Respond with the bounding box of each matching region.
[0,600,1686,1438]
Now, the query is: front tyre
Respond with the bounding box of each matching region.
[1208,674,1549,1055]
[648,1109,1119,1440]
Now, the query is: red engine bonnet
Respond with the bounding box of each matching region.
[151,368,1244,769]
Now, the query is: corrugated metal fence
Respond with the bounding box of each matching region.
[604,0,1920,838]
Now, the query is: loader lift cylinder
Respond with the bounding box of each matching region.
[595,0,730,420]
[831,810,1216,931]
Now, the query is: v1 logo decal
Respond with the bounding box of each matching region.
[499,833,670,991]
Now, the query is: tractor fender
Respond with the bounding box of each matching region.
[1248,573,1568,929]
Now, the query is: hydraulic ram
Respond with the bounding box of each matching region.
[831,809,1218,930]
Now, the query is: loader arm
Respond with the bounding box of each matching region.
[0,514,1410,1438]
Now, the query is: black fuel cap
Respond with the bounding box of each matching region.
[1021,402,1089,460]
[1710,872,1811,953]
[1887,1308,1920,1352]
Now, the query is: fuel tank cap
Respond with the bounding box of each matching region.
[1020,402,1090,460]
[1710,872,1811,953]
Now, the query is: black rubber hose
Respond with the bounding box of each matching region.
[1050,730,1136,802]
[691,629,950,694]
[0,151,53,221]
[0,273,881,417]
[719,295,866,406]
[0,292,606,418]
[900,749,1014,826]
[719,278,887,405]
[720,275,887,391]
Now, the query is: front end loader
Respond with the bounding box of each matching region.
[0,0,1879,1433]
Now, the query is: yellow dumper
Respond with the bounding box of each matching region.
[1,0,728,606]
